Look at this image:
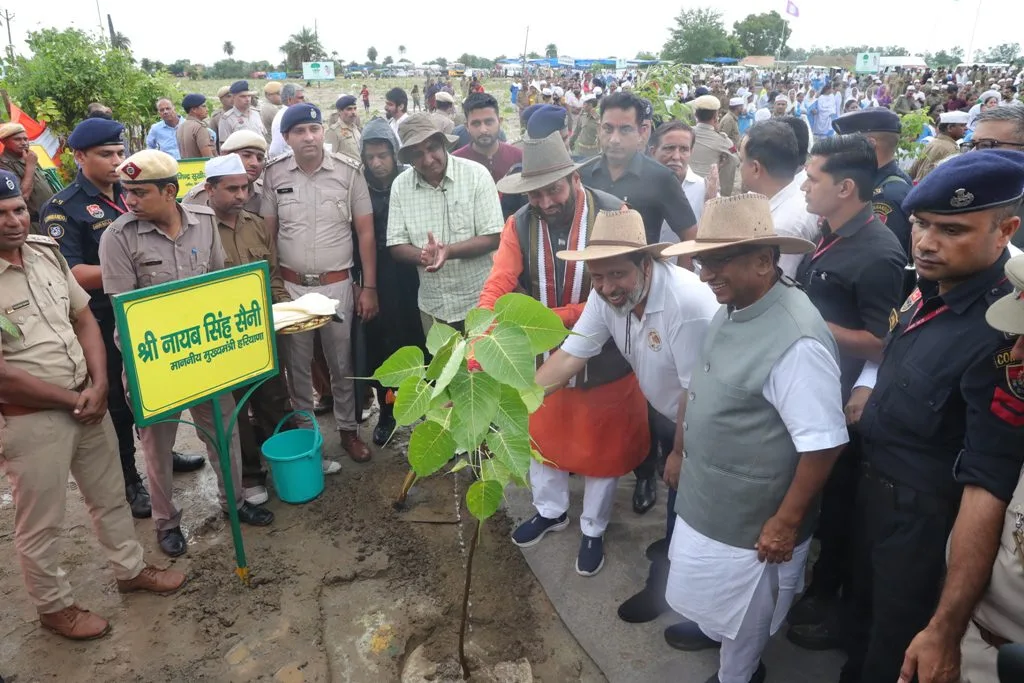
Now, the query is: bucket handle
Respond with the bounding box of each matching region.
[273,410,323,449]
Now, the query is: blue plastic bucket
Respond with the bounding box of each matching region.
[261,410,324,504]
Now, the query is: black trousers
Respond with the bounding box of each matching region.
[807,433,863,599]
[841,465,959,683]
[232,372,295,488]
[634,404,671,481]
[94,307,140,486]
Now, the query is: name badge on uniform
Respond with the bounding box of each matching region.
[276,187,294,194]
[4,300,30,314]
[141,259,163,267]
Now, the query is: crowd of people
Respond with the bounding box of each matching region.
[2,59,1024,683]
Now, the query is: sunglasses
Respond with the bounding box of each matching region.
[692,246,762,270]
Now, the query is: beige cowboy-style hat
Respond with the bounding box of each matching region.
[986,255,1024,335]
[496,131,584,195]
[662,193,815,258]
[397,113,459,164]
[557,209,671,262]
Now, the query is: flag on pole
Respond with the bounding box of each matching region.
[786,0,800,17]
[0,103,62,163]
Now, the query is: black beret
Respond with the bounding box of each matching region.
[526,105,567,138]
[281,103,323,134]
[0,169,21,200]
[229,80,252,95]
[66,118,125,150]
[335,95,357,110]
[832,107,901,135]
[903,149,1024,216]
[182,93,206,111]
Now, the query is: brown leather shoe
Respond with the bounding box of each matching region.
[340,430,372,463]
[39,605,110,640]
[117,565,187,594]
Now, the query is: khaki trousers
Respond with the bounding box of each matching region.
[0,411,145,614]
[136,395,245,532]
[282,280,355,430]
[961,620,1000,683]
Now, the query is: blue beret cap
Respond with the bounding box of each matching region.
[526,105,567,139]
[832,107,901,135]
[229,80,251,95]
[694,86,710,97]
[520,104,544,126]
[0,169,21,200]
[66,118,125,150]
[335,95,357,110]
[281,103,323,134]
[182,93,206,111]
[903,149,1024,216]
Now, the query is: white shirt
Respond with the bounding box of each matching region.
[659,168,710,243]
[269,106,289,158]
[389,112,409,137]
[769,176,821,278]
[560,261,719,422]
[666,335,849,638]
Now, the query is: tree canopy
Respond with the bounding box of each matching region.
[732,11,791,57]
[662,8,733,64]
[545,43,558,58]
[367,46,378,64]
[279,27,325,70]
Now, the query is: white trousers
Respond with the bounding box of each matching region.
[529,461,617,537]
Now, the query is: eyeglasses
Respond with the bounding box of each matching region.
[962,139,1024,151]
[692,247,760,270]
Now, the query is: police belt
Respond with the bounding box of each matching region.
[0,381,89,417]
[859,462,955,516]
[974,619,1012,649]
[280,266,350,287]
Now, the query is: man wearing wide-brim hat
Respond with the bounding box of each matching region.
[654,194,848,683]
[480,132,651,577]
[385,113,503,335]
[533,206,719,603]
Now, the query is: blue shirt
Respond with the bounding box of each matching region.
[146,118,181,159]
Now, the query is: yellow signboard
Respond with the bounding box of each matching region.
[113,262,278,426]
[176,157,210,199]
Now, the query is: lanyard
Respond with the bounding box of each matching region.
[97,194,126,215]
[902,301,950,335]
[810,234,841,262]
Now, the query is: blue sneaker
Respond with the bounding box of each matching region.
[511,512,569,547]
[576,534,605,576]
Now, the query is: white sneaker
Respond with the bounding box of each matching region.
[322,459,342,475]
[243,485,269,505]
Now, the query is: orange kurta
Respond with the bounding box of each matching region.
[481,217,650,478]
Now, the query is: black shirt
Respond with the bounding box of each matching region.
[859,250,1024,503]
[871,160,913,255]
[578,152,697,245]
[796,204,906,401]
[40,171,128,312]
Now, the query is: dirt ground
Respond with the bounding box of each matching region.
[0,411,604,683]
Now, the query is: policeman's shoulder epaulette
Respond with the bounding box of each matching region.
[184,203,216,216]
[264,152,293,168]
[25,234,59,247]
[330,152,363,171]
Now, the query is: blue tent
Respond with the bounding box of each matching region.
[704,57,739,64]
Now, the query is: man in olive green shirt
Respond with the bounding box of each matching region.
[0,122,55,232]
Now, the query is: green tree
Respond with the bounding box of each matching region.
[545,43,558,58]
[367,46,378,63]
[925,46,964,68]
[279,27,325,70]
[526,51,542,59]
[110,31,131,51]
[662,7,731,64]
[399,45,406,59]
[984,42,1021,63]
[382,55,393,66]
[435,56,448,67]
[168,58,193,76]
[731,11,792,56]
[635,50,659,60]
[223,41,235,57]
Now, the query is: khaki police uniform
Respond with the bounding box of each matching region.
[325,121,362,161]
[176,114,213,159]
[719,111,742,148]
[261,151,372,432]
[571,109,600,158]
[218,107,266,145]
[0,152,55,232]
[260,103,279,144]
[183,176,264,216]
[910,133,959,183]
[691,122,739,196]
[0,234,145,613]
[98,203,245,531]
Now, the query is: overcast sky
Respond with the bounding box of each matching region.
[9,0,1022,66]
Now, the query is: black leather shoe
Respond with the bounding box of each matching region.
[172,451,206,472]
[313,396,333,416]
[665,620,722,651]
[705,661,766,683]
[125,480,152,519]
[786,615,844,651]
[632,474,657,514]
[787,593,835,626]
[233,502,274,526]
[645,537,669,561]
[157,527,187,557]
[373,415,396,446]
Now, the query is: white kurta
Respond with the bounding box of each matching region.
[665,336,849,640]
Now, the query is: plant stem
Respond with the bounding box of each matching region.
[458,517,482,679]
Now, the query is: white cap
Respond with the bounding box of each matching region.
[939,111,969,125]
[754,108,771,122]
[729,97,745,107]
[581,93,597,104]
[204,153,247,179]
[593,86,603,95]
[542,87,553,96]
[553,86,564,97]
[775,95,789,103]
[736,87,750,98]
[907,85,916,91]
[621,81,633,90]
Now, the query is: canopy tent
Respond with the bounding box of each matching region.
[704,57,740,64]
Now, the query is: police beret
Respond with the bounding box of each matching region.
[335,94,357,110]
[903,149,1024,216]
[520,103,544,126]
[0,169,21,200]
[832,107,901,135]
[229,80,253,95]
[182,93,206,111]
[67,118,125,150]
[221,129,268,153]
[0,123,25,140]
[117,149,179,184]
[692,95,721,111]
[264,81,283,95]
[693,86,709,97]
[526,105,567,139]
[280,103,323,134]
